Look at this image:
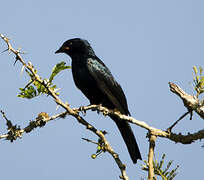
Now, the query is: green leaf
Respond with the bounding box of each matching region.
[159,154,165,169]
[200,89,204,94]
[17,86,37,99]
[193,66,198,75]
[192,66,204,97]
[142,154,179,180]
[49,61,71,83]
[17,64,62,99]
[199,66,203,77]
[200,76,204,87]
[196,75,200,84]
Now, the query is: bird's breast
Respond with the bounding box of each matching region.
[71,61,99,93]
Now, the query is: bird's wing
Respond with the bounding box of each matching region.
[87,57,130,115]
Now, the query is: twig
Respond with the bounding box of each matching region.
[0,110,9,121]
[0,111,66,140]
[82,137,98,145]
[167,111,190,132]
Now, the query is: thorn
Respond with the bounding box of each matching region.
[101,130,108,135]
[20,65,25,75]
[190,111,193,120]
[1,48,9,54]
[13,56,20,66]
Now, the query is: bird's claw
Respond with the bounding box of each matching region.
[79,106,86,116]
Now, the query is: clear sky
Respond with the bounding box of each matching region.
[0,0,203,179]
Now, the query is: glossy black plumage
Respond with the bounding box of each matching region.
[55,38,142,163]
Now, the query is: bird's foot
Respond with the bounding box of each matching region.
[96,104,103,114]
[78,105,86,116]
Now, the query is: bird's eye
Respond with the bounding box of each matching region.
[64,47,70,50]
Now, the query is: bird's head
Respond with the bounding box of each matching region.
[55,38,95,58]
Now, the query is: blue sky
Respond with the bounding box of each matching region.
[0,0,203,179]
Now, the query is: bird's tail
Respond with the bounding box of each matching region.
[110,115,142,163]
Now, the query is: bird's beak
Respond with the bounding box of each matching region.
[55,47,63,54]
[55,46,70,54]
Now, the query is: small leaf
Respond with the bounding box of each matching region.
[193,66,198,75]
[200,89,204,94]
[17,86,37,99]
[192,66,204,97]
[200,76,204,87]
[49,61,71,82]
[196,75,200,84]
[142,154,179,180]
[199,66,203,77]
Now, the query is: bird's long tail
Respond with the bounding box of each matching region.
[110,115,142,163]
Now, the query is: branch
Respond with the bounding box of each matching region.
[0,33,129,180]
[169,82,204,119]
[0,110,66,140]
[148,135,157,180]
[75,105,204,144]
[2,104,203,144]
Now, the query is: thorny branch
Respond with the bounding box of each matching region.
[1,104,203,143]
[75,105,204,144]
[0,33,129,180]
[0,110,66,141]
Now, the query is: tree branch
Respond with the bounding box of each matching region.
[148,135,157,180]
[0,33,129,180]
[169,82,204,119]
[75,105,204,144]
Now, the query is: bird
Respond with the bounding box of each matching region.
[55,38,142,163]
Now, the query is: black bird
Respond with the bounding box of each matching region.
[55,38,142,163]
